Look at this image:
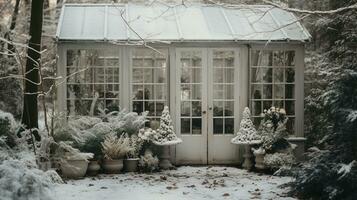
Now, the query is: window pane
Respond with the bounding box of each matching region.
[262,68,272,83]
[133,85,144,100]
[286,51,295,66]
[273,51,285,66]
[214,68,224,83]
[192,68,202,83]
[192,85,201,100]
[285,84,295,99]
[225,85,234,99]
[224,101,234,116]
[181,101,190,116]
[263,84,272,99]
[143,69,153,83]
[144,86,154,100]
[192,101,202,117]
[274,68,284,83]
[274,84,284,99]
[251,68,262,83]
[287,117,295,135]
[181,118,190,134]
[225,118,234,134]
[225,68,235,83]
[155,68,166,83]
[213,118,223,134]
[213,101,224,116]
[192,118,202,135]
[251,84,262,99]
[181,67,190,83]
[263,101,273,110]
[252,101,262,116]
[133,101,144,113]
[285,101,295,115]
[286,68,295,83]
[213,85,224,99]
[155,85,166,100]
[181,85,191,100]
[132,68,143,83]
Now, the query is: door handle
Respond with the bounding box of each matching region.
[209,107,213,110]
[202,110,207,114]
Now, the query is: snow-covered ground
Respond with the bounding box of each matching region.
[54,166,295,200]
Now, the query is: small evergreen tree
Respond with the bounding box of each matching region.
[231,107,261,144]
[155,106,181,144]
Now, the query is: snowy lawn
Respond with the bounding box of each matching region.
[54,166,295,200]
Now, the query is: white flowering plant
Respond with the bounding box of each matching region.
[258,106,289,151]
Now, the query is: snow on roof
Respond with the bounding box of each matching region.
[56,3,311,42]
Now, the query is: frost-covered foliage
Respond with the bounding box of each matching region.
[264,152,295,170]
[293,0,357,199]
[258,107,289,151]
[101,133,132,159]
[138,149,159,172]
[154,106,181,145]
[231,107,260,144]
[0,110,18,147]
[127,134,143,158]
[138,128,157,142]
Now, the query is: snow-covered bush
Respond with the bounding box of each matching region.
[138,149,159,172]
[138,128,157,142]
[0,159,56,200]
[264,152,295,170]
[101,133,132,160]
[107,110,148,135]
[127,134,143,158]
[231,107,261,144]
[0,110,18,147]
[259,107,289,151]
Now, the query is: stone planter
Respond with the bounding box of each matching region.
[61,159,89,179]
[154,139,182,170]
[102,159,123,174]
[242,144,254,170]
[87,160,101,176]
[124,158,139,172]
[252,147,266,170]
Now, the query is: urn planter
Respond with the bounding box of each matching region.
[241,144,254,170]
[154,139,182,170]
[252,147,266,170]
[87,160,101,176]
[124,158,139,172]
[61,159,89,179]
[102,159,123,174]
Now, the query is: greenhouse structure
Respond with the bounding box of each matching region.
[56,2,310,165]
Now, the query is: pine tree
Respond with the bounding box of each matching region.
[156,106,180,144]
[231,107,261,144]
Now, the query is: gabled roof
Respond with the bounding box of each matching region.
[56,3,311,42]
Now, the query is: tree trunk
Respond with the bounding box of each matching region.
[21,0,44,141]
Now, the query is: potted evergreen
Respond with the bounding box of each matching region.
[101,133,131,173]
[80,133,105,176]
[124,134,143,172]
[152,106,182,169]
[231,107,261,170]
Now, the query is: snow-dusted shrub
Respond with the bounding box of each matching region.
[231,107,261,144]
[0,110,18,147]
[138,149,159,172]
[0,159,55,200]
[127,134,143,158]
[264,152,295,170]
[101,133,132,159]
[68,116,102,131]
[258,107,289,151]
[153,106,181,145]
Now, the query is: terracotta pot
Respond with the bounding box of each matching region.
[124,158,139,172]
[102,159,123,174]
[87,160,101,176]
[61,159,88,179]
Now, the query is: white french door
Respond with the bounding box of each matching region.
[175,48,240,165]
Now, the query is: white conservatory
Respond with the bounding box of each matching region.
[56,3,311,165]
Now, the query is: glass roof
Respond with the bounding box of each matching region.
[56,3,311,42]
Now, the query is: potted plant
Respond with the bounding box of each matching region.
[149,106,182,169]
[255,107,296,171]
[80,133,105,176]
[231,107,261,170]
[124,134,143,172]
[101,132,131,173]
[55,142,93,179]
